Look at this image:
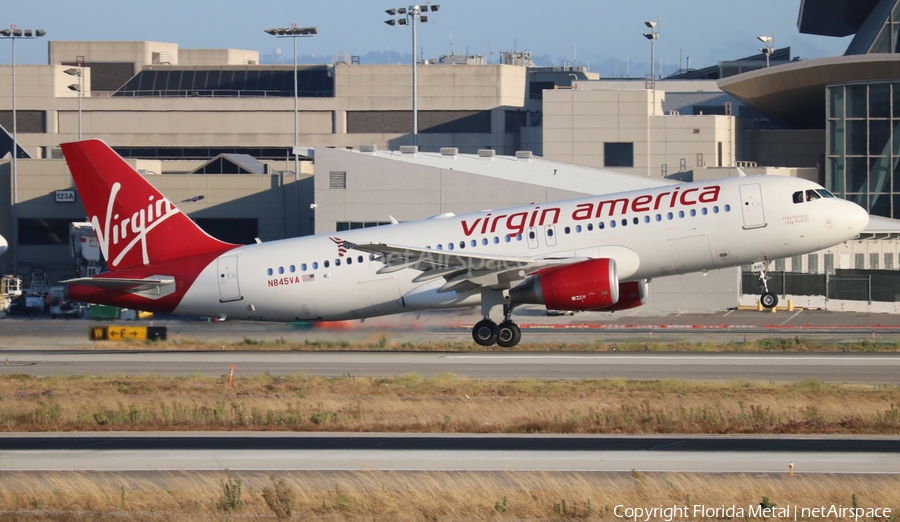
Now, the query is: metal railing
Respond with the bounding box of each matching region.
[741,271,900,303]
[90,89,333,99]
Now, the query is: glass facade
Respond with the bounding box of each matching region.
[869,0,900,53]
[826,81,900,218]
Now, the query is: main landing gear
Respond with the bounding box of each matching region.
[757,264,779,309]
[472,304,521,348]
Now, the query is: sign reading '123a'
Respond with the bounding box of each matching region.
[55,190,76,203]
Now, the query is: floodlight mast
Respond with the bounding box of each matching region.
[385,4,440,148]
[1,24,46,275]
[64,55,85,140]
[264,24,317,237]
[757,33,774,68]
[643,17,659,115]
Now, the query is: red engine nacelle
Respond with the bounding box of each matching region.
[597,280,649,312]
[511,258,619,311]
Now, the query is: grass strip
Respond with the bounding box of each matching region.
[0,470,897,521]
[1,374,899,434]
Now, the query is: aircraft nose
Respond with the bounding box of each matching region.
[845,200,869,236]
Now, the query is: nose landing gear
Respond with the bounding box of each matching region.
[757,264,779,309]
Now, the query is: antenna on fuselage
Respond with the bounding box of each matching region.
[736,167,747,177]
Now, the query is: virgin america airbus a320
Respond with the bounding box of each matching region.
[60,140,868,347]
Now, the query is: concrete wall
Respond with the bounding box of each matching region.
[178,49,259,65]
[50,41,178,66]
[542,88,736,178]
[312,147,584,233]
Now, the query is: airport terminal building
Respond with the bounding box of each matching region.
[3,0,900,312]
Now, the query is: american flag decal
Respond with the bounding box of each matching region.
[302,274,315,282]
[329,236,351,257]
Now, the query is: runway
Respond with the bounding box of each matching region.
[3,350,900,382]
[1,434,897,473]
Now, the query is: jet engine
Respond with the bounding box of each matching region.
[597,280,649,312]
[510,258,619,311]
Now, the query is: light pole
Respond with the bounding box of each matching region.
[64,55,85,140]
[264,24,317,238]
[643,19,659,116]
[757,33,774,68]
[1,26,46,276]
[385,4,440,148]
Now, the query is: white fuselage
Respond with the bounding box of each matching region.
[173,176,868,322]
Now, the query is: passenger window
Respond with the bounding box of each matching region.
[482,238,488,245]
[289,265,295,273]
[335,259,341,266]
[529,230,536,239]
[312,262,319,269]
[656,214,662,222]
[472,240,477,247]
[437,244,443,250]
[713,206,719,213]
[575,225,582,233]
[516,233,523,241]
[621,219,627,227]
[599,222,605,229]
[493,237,500,244]
[565,227,571,234]
[301,263,307,271]
[505,235,511,242]
[278,267,284,274]
[643,216,650,223]
[633,217,639,225]
[587,223,593,231]
[701,208,708,215]
[358,256,363,263]
[678,210,685,218]
[266,268,273,276]
[448,243,454,250]
[347,257,352,265]
[324,260,330,268]
[724,204,731,212]
[667,212,673,220]
[459,241,465,249]
[548,228,555,236]
[689,209,696,217]
[610,221,617,228]
[369,254,375,261]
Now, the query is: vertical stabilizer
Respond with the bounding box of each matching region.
[61,139,237,271]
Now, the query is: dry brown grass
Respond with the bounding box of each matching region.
[0,470,897,521]
[1,374,899,434]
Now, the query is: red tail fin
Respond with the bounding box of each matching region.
[61,139,237,271]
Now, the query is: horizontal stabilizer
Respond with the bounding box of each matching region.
[62,275,176,300]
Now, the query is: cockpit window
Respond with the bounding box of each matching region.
[792,191,804,204]
[805,189,821,202]
[816,189,835,198]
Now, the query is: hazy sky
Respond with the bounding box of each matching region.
[1,0,852,76]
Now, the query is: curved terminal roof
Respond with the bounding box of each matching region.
[717,54,900,128]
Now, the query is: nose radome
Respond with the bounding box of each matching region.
[846,201,869,235]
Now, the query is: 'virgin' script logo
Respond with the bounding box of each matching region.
[91,182,180,267]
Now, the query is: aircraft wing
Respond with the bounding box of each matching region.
[347,241,581,293]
